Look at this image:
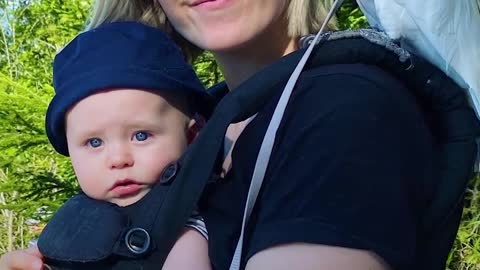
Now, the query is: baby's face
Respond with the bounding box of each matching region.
[65,89,193,206]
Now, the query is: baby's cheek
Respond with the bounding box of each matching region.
[143,156,180,182]
[77,177,104,199]
[145,158,173,178]
[74,165,106,200]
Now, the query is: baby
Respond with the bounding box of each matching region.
[36,21,213,269]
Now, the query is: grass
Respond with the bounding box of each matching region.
[448,175,480,270]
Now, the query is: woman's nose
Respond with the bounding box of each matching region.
[107,145,134,169]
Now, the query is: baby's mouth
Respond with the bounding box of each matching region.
[110,179,144,197]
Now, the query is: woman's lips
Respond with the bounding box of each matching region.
[190,0,211,6]
[190,0,233,11]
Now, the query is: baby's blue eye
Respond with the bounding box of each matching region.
[88,138,103,148]
[134,132,149,141]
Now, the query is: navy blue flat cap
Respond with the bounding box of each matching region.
[46,22,213,156]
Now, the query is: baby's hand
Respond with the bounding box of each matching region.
[0,246,45,270]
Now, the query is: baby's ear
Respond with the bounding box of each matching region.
[187,113,206,144]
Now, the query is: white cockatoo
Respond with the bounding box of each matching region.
[356,0,480,118]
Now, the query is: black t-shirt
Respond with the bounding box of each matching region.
[200,63,435,270]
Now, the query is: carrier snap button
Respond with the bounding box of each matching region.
[125,228,151,255]
[160,162,179,185]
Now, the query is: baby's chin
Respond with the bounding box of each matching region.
[109,188,151,207]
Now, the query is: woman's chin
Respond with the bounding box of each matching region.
[189,36,246,53]
[191,30,266,54]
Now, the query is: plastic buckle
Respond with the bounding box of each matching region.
[124,228,151,255]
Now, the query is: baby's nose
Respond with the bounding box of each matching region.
[107,145,134,169]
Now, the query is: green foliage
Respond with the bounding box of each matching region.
[336,0,369,30]
[193,52,224,89]
[447,176,480,270]
[0,0,88,253]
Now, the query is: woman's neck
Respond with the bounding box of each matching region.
[213,33,298,90]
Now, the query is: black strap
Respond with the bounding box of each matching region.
[144,46,306,268]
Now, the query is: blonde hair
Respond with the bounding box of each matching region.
[287,0,338,36]
[86,0,201,62]
[86,0,168,31]
[86,0,337,59]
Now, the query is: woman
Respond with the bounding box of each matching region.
[1,0,478,269]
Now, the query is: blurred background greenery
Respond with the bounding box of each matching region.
[0,0,478,269]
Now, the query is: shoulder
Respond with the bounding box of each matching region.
[295,63,417,111]
[301,63,403,87]
[279,63,427,136]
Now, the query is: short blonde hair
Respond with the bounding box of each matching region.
[287,0,338,36]
[86,0,201,62]
[86,0,337,60]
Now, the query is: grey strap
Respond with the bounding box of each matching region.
[185,211,209,240]
[228,1,344,269]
